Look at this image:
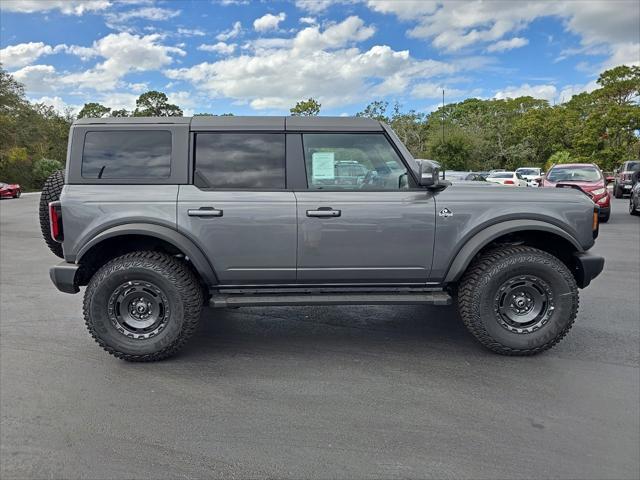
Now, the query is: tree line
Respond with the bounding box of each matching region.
[1,64,637,191]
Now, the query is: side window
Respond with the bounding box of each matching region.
[302,133,409,190]
[194,133,285,189]
[82,130,171,179]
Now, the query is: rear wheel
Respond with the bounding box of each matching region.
[84,251,203,361]
[458,246,578,355]
[38,170,65,258]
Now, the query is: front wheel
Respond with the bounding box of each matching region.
[13,190,21,198]
[631,198,640,216]
[84,251,203,361]
[458,246,578,355]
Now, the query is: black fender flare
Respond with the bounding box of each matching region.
[443,220,583,283]
[76,223,218,286]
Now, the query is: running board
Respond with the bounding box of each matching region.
[209,291,452,308]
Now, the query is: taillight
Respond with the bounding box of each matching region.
[592,206,599,238]
[49,202,63,242]
[504,180,515,185]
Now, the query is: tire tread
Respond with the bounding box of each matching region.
[458,245,579,356]
[83,251,203,362]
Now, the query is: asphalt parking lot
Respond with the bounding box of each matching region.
[1,194,639,479]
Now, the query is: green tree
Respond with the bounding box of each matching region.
[111,108,130,117]
[32,158,63,186]
[133,91,183,117]
[356,101,389,121]
[290,98,321,116]
[77,102,111,119]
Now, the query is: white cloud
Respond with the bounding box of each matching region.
[216,21,242,41]
[61,33,184,91]
[12,33,186,94]
[105,7,181,25]
[29,95,81,115]
[363,0,639,68]
[165,16,456,110]
[494,83,558,102]
[411,82,466,99]
[253,12,286,32]
[294,0,341,13]
[300,17,317,25]
[177,28,206,37]
[0,42,66,68]
[486,37,529,53]
[198,42,237,55]
[557,79,599,103]
[12,65,59,93]
[1,0,111,15]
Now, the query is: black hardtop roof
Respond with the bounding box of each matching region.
[73,115,383,131]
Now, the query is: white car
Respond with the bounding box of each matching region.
[486,171,528,187]
[516,167,544,187]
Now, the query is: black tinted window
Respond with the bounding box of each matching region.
[195,133,285,189]
[82,131,171,179]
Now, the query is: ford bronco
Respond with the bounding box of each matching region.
[41,116,605,361]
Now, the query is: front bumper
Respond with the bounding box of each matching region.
[50,262,80,293]
[572,252,605,289]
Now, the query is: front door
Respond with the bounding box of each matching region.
[178,132,296,284]
[295,133,436,284]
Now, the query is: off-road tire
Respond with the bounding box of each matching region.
[83,251,203,362]
[39,170,65,258]
[458,246,578,356]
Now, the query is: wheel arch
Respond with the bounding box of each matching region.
[443,220,583,283]
[75,223,218,287]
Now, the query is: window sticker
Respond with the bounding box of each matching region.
[312,152,335,180]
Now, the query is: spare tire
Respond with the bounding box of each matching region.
[39,170,65,258]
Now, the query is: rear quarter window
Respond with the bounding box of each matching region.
[82,130,172,179]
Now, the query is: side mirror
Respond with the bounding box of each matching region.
[418,159,441,187]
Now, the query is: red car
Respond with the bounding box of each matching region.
[0,182,21,199]
[541,163,610,222]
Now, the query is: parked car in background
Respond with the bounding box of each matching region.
[0,182,21,198]
[443,171,487,182]
[613,161,640,198]
[485,171,528,187]
[629,171,640,216]
[516,167,543,187]
[541,163,610,222]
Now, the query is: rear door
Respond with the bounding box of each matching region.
[293,132,436,284]
[177,131,297,284]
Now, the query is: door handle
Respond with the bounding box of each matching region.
[306,208,341,218]
[188,207,223,217]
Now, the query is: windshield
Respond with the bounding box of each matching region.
[624,161,640,171]
[547,166,601,182]
[516,168,539,176]
[488,172,514,179]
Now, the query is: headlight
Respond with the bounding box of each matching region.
[591,188,606,195]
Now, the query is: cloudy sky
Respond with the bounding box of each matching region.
[1,0,638,116]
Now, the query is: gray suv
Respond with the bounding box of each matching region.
[42,116,604,361]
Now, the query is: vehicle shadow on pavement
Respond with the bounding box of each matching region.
[178,304,483,362]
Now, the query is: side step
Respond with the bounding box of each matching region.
[209,291,452,308]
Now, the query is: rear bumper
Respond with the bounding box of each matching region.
[573,252,605,289]
[50,262,80,294]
